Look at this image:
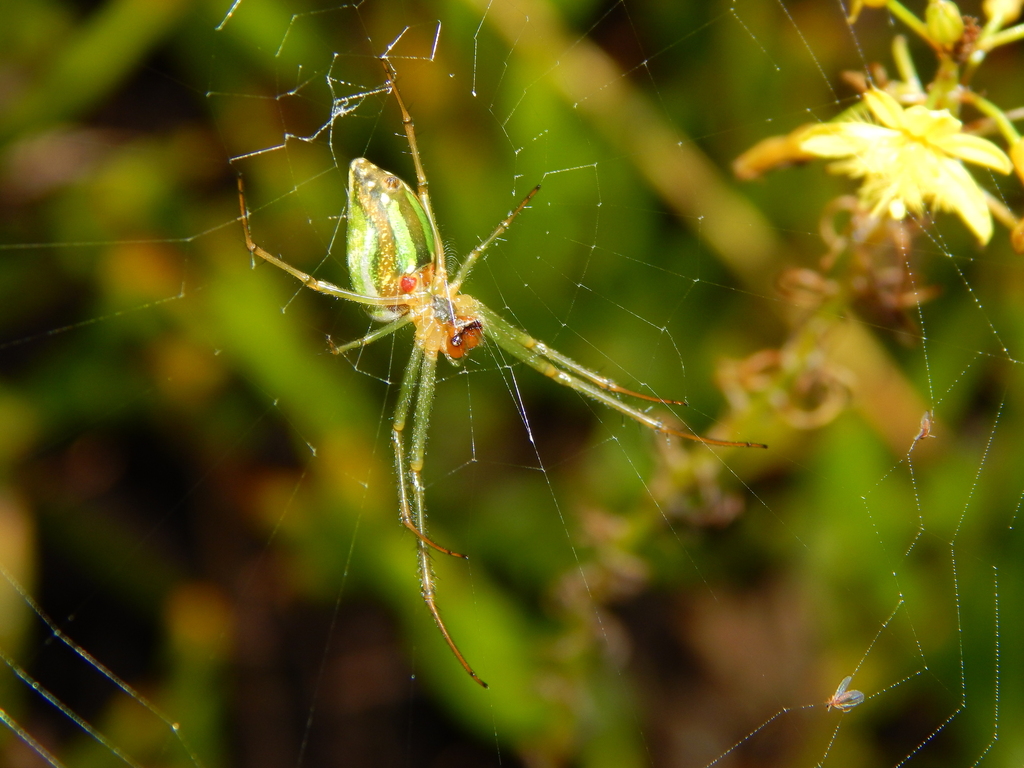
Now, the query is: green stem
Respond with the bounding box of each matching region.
[886,0,933,46]
[965,20,1024,81]
[926,56,961,111]
[981,22,1024,51]
[981,12,1004,38]
[965,93,1022,143]
[891,35,923,93]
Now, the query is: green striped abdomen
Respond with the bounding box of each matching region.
[346,158,437,322]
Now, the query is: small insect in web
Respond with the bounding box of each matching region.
[236,58,766,687]
[913,410,936,444]
[826,676,865,712]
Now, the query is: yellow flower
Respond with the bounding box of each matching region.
[800,88,1013,243]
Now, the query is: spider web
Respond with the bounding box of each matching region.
[0,0,1020,766]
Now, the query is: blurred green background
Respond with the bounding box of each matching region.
[1,0,1022,766]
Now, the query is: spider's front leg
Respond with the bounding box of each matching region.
[477,304,767,449]
[236,176,402,309]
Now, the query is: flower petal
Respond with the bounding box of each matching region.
[932,133,1013,173]
[800,123,896,157]
[902,105,961,140]
[933,158,993,243]
[732,126,820,180]
[1012,139,1024,184]
[863,88,906,129]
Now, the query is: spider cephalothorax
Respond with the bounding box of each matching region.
[408,291,484,360]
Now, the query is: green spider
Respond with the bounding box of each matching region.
[237,60,764,688]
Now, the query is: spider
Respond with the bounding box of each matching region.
[237,59,765,688]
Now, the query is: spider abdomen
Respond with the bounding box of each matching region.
[347,157,438,322]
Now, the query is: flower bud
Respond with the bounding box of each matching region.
[926,0,965,46]
[983,0,1023,24]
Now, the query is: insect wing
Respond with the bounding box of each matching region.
[834,676,851,697]
[347,158,437,321]
[827,676,865,711]
[832,688,865,711]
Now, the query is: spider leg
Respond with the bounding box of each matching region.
[414,537,487,687]
[477,303,767,449]
[381,60,430,207]
[236,176,405,309]
[394,347,487,688]
[381,59,446,280]
[451,184,541,293]
[328,315,413,356]
[393,348,468,559]
[532,343,687,406]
